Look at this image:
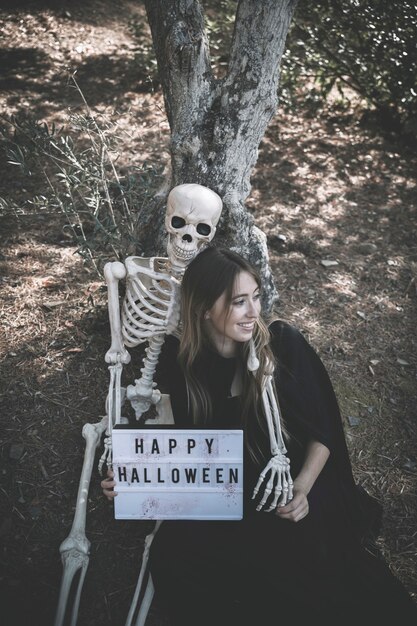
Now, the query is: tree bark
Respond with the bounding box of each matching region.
[139,0,298,311]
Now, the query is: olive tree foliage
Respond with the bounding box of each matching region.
[138,0,298,311]
[280,0,417,136]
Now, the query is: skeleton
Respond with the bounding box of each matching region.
[55,182,292,626]
[54,184,223,626]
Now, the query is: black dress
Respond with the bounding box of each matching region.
[149,321,417,626]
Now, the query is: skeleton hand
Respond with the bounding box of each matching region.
[98,434,113,475]
[252,452,293,512]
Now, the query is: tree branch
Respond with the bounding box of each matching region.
[226,0,298,114]
[144,0,215,132]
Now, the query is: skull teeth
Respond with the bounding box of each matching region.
[173,244,196,260]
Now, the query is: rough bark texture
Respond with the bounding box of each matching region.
[139,0,298,311]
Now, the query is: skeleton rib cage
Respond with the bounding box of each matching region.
[121,257,179,347]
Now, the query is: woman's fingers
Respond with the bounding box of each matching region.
[275,492,308,522]
[101,473,117,500]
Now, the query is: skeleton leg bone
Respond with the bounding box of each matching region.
[124,521,162,626]
[54,417,107,626]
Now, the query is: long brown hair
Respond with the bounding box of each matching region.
[178,246,274,461]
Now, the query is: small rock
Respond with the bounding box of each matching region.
[357,243,377,255]
[267,234,287,250]
[402,459,417,473]
[321,260,339,268]
[9,444,24,460]
[347,415,361,427]
[29,506,41,521]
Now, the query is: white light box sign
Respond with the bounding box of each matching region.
[112,429,243,520]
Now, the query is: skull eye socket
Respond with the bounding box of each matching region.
[196,223,211,236]
[171,216,186,229]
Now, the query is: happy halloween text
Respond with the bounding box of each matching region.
[116,436,239,485]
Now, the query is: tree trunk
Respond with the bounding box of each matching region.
[139,0,298,311]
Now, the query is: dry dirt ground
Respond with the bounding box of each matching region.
[0,2,416,626]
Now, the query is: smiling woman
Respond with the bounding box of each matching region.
[102,247,417,626]
[204,270,261,356]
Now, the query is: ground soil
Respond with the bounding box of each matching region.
[0,2,416,626]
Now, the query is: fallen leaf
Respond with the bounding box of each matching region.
[42,300,67,309]
[88,282,103,292]
[397,358,410,366]
[39,276,60,288]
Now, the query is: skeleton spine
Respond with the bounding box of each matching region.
[138,335,166,385]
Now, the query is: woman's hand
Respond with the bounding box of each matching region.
[274,440,329,522]
[275,487,309,522]
[101,469,117,501]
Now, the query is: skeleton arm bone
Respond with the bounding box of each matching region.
[104,261,131,365]
[252,375,293,511]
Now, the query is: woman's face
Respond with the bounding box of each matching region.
[205,271,261,356]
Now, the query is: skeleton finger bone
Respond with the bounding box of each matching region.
[265,473,284,512]
[267,473,291,512]
[257,470,282,512]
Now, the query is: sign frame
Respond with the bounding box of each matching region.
[112,428,244,520]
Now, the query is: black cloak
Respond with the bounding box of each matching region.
[148,321,416,626]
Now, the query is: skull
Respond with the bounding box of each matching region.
[165,183,223,270]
